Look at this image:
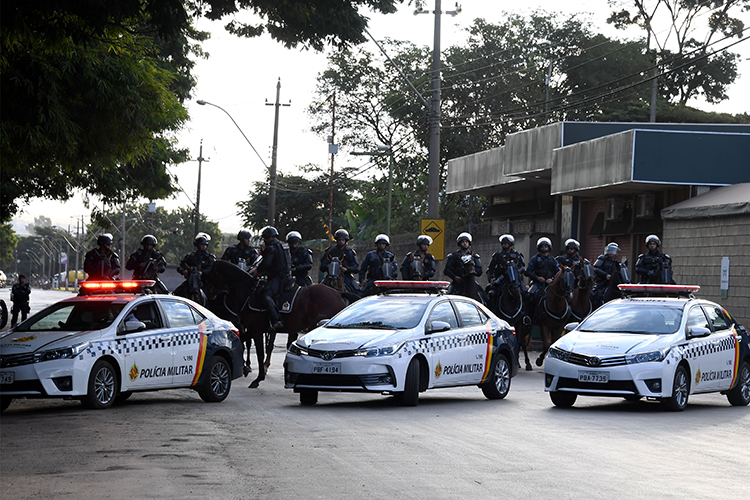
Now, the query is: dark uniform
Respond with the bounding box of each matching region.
[10,279,31,327]
[174,248,216,297]
[221,243,259,269]
[290,244,313,286]
[360,249,398,292]
[401,251,436,280]
[258,237,292,329]
[525,253,560,318]
[320,245,360,291]
[83,248,120,281]
[488,249,526,287]
[635,250,674,284]
[444,250,483,296]
[126,247,168,293]
[556,253,584,278]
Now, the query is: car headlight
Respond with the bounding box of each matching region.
[626,349,667,365]
[288,342,308,356]
[548,346,570,361]
[35,342,90,362]
[354,343,403,358]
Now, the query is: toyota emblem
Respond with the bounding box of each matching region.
[322,352,334,361]
[587,357,601,367]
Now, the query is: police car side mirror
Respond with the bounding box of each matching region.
[428,321,451,333]
[687,326,711,339]
[564,322,579,334]
[123,319,146,333]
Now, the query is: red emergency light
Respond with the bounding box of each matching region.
[79,280,156,294]
[374,280,450,290]
[618,284,700,295]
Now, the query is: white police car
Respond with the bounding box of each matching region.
[284,281,519,406]
[544,285,750,411]
[0,281,244,412]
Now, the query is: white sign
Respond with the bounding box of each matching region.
[60,252,68,265]
[720,257,730,298]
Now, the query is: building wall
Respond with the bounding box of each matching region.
[663,214,750,327]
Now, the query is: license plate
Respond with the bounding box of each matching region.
[578,371,609,383]
[312,363,341,375]
[0,372,15,384]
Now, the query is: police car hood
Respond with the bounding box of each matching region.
[300,327,409,351]
[554,330,670,356]
[0,330,102,354]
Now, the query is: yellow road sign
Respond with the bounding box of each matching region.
[421,219,445,261]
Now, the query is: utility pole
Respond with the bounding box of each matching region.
[194,140,207,236]
[416,1,461,219]
[266,78,291,226]
[328,93,337,244]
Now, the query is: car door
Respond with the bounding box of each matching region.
[424,300,465,387]
[683,305,718,393]
[118,300,174,390]
[453,300,491,385]
[701,304,738,392]
[159,299,205,387]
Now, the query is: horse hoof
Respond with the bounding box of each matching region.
[535,357,544,367]
[525,363,533,371]
[248,380,260,389]
[264,363,271,371]
[243,365,252,377]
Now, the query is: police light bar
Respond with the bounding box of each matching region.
[618,284,700,294]
[80,280,156,293]
[374,280,450,289]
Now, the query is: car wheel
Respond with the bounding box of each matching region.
[299,389,318,406]
[726,360,750,407]
[550,391,577,408]
[661,365,689,411]
[0,396,12,412]
[399,358,420,407]
[81,359,117,410]
[115,391,133,404]
[198,356,232,403]
[481,353,511,400]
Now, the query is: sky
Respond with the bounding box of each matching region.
[12,0,750,237]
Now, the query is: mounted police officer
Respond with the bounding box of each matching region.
[444,232,483,297]
[257,226,292,331]
[84,233,120,281]
[287,231,313,286]
[320,229,360,292]
[592,242,622,304]
[487,234,526,299]
[401,235,436,280]
[524,237,560,320]
[360,234,398,294]
[125,234,168,293]
[636,234,675,284]
[221,229,259,271]
[174,232,216,298]
[10,274,31,327]
[557,239,587,280]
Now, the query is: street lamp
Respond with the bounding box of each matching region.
[196,99,276,224]
[351,145,394,235]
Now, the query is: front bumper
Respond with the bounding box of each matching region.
[284,353,403,392]
[544,357,670,398]
[0,359,90,398]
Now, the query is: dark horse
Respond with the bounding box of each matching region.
[533,266,575,367]
[594,260,631,309]
[448,254,488,305]
[490,262,532,371]
[569,260,596,322]
[321,257,361,303]
[203,260,349,388]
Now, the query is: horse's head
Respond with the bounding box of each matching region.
[328,257,341,278]
[460,253,475,276]
[553,266,575,297]
[616,260,631,284]
[203,260,257,300]
[505,261,521,288]
[578,260,596,289]
[411,254,423,280]
[380,256,395,280]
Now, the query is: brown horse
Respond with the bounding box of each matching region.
[570,260,596,322]
[534,266,574,366]
[203,260,349,388]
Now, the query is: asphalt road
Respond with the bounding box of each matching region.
[2,316,748,500]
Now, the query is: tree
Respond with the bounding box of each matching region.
[607,0,746,105]
[0,0,404,222]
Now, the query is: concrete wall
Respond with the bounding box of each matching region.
[663,214,750,327]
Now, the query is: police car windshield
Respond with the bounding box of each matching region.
[578,302,684,335]
[16,301,126,332]
[327,299,429,330]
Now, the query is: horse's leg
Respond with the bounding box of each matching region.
[244,337,253,377]
[249,331,266,389]
[287,332,298,348]
[518,322,533,371]
[536,324,551,366]
[264,331,276,371]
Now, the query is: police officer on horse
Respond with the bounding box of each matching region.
[320,229,360,292]
[125,234,168,293]
[557,239,587,281]
[257,226,292,331]
[592,242,622,306]
[444,232,483,297]
[360,234,398,294]
[635,234,675,284]
[84,233,120,281]
[222,229,259,271]
[401,235,436,280]
[287,231,313,286]
[524,237,560,320]
[487,234,526,301]
[175,232,216,299]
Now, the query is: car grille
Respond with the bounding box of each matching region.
[305,348,359,360]
[558,377,637,393]
[286,372,394,388]
[0,353,37,368]
[567,351,627,367]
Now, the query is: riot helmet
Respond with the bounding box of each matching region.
[97,233,113,246]
[194,232,211,246]
[261,226,279,240]
[141,234,157,247]
[457,232,472,245]
[286,231,302,244]
[334,229,350,242]
[375,234,390,246]
[565,239,580,251]
[537,237,552,251]
[645,234,661,247]
[499,234,515,246]
[417,235,433,246]
[237,229,252,241]
[605,242,620,255]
